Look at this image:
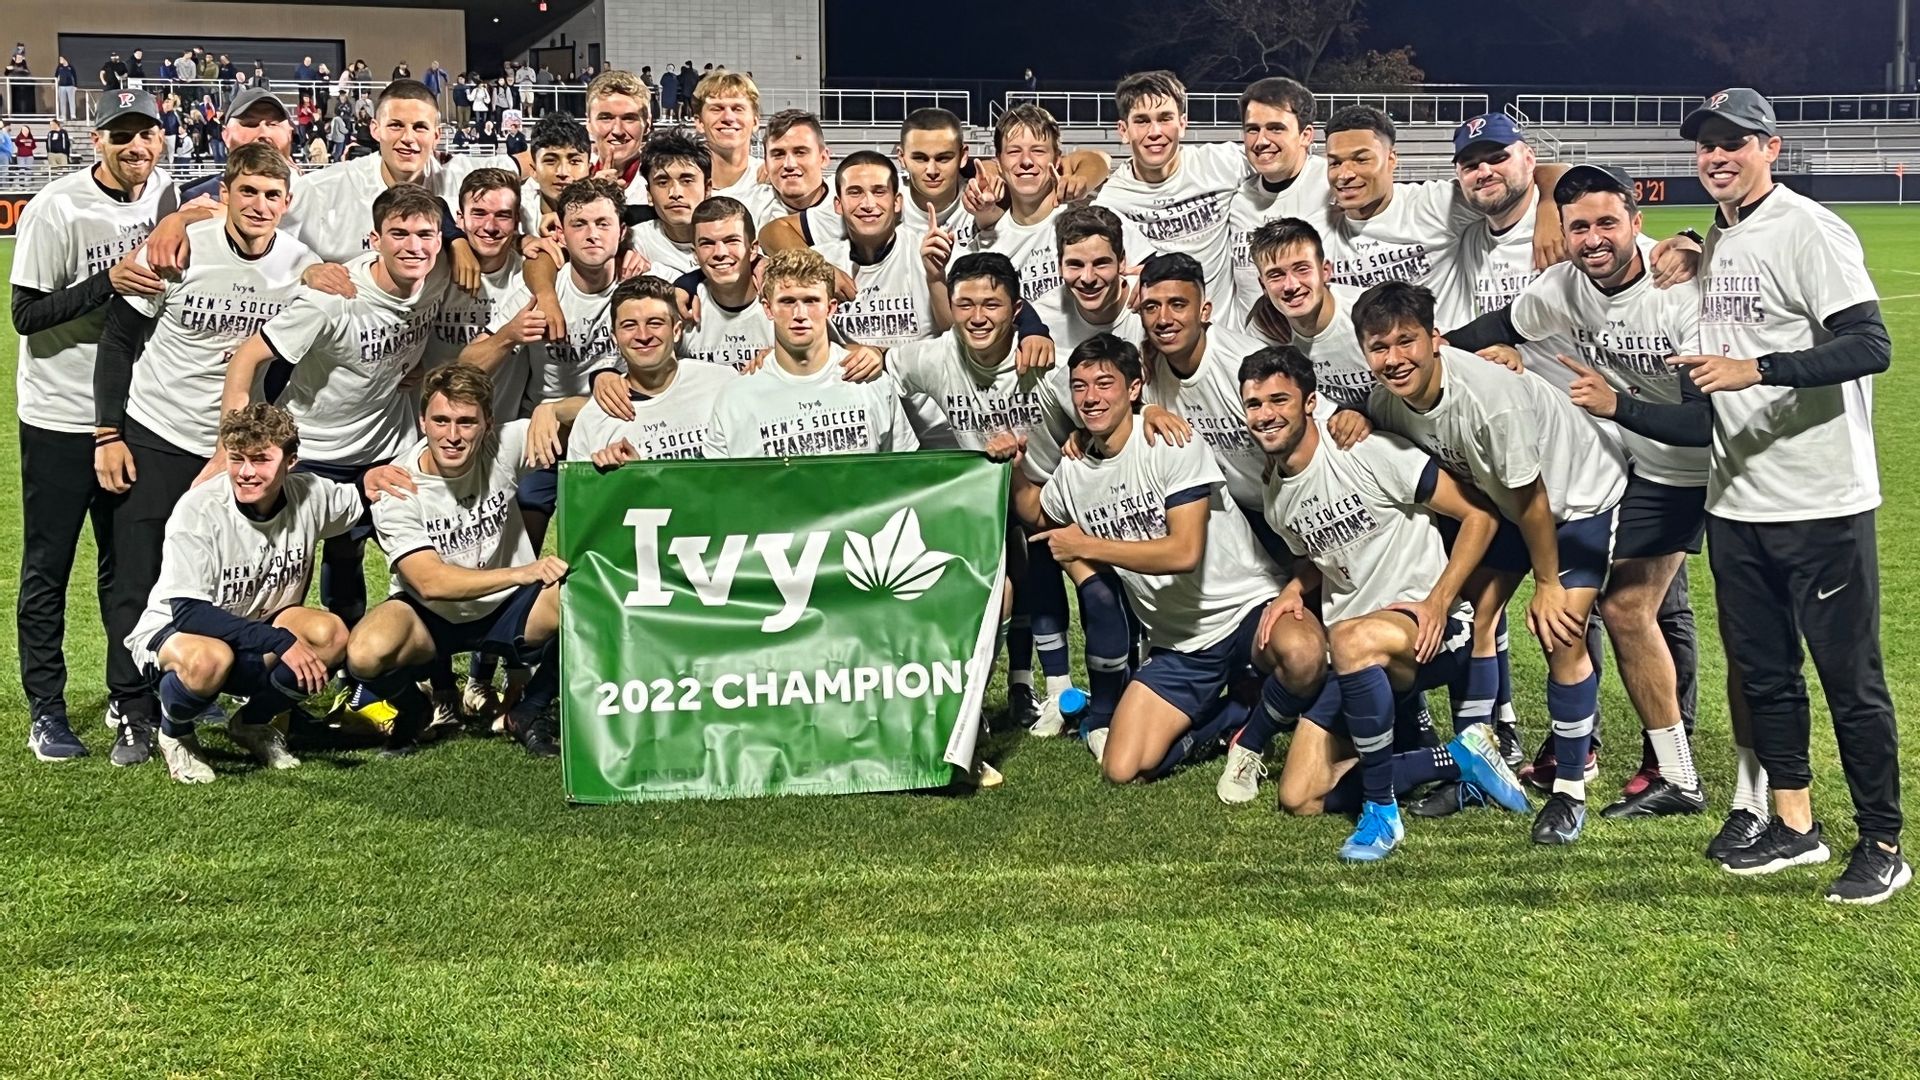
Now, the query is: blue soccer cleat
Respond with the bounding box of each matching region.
[1448,725,1532,813]
[1340,800,1405,863]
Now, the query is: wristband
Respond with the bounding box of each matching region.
[94,433,125,448]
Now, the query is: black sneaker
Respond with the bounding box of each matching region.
[1407,780,1487,819]
[1495,721,1524,767]
[379,696,433,757]
[507,706,559,758]
[1719,818,1830,876]
[1705,809,1769,861]
[109,709,157,767]
[1531,792,1587,846]
[26,714,88,761]
[1600,776,1707,819]
[1006,684,1040,730]
[1824,841,1913,905]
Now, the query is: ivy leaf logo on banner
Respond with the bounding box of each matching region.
[843,508,956,601]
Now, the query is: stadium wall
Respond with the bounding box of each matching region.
[11,0,464,87]
[602,0,820,93]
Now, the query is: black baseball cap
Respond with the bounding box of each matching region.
[1552,163,1635,206]
[94,87,162,127]
[227,88,290,121]
[1680,88,1777,140]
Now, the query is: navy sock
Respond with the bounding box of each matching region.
[239,661,313,724]
[1494,616,1513,715]
[1547,671,1599,784]
[1144,697,1248,781]
[1077,575,1130,731]
[1323,770,1363,816]
[1029,558,1071,679]
[157,672,216,737]
[515,643,560,713]
[1393,744,1461,791]
[1394,691,1439,749]
[471,652,500,684]
[1033,624,1070,680]
[1450,653,1500,735]
[1006,613,1034,682]
[1337,665,1397,805]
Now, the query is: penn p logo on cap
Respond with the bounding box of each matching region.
[1452,112,1525,160]
[1707,91,1732,110]
[1465,117,1487,139]
[1680,87,1778,140]
[95,87,162,126]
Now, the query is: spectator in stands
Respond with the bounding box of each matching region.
[678,62,696,119]
[102,51,129,91]
[296,96,317,145]
[640,67,656,120]
[328,109,349,160]
[393,62,413,81]
[251,62,270,91]
[659,66,679,125]
[218,55,237,83]
[1023,67,1037,91]
[6,50,31,117]
[453,74,472,124]
[576,65,597,115]
[500,95,523,135]
[15,124,35,165]
[159,96,180,160]
[424,61,449,103]
[128,49,146,81]
[472,78,492,127]
[307,129,328,163]
[515,61,536,110]
[316,60,332,88]
[50,55,76,120]
[174,51,196,90]
[537,62,555,113]
[294,56,318,83]
[199,53,219,85]
[505,117,527,156]
[45,119,70,167]
[0,126,15,168]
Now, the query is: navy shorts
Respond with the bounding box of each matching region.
[1300,612,1471,733]
[1237,500,1291,566]
[292,458,380,544]
[402,582,547,663]
[1614,471,1706,560]
[139,616,291,698]
[1133,601,1268,720]
[1438,507,1616,589]
[517,465,558,515]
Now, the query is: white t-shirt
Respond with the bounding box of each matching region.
[1142,323,1271,509]
[709,156,766,205]
[125,218,319,455]
[1311,180,1481,330]
[424,250,529,420]
[901,190,974,237]
[631,219,699,283]
[1456,191,1584,394]
[285,152,516,264]
[126,472,364,669]
[705,347,921,458]
[566,361,738,461]
[1365,345,1626,525]
[517,175,553,239]
[1028,287,1146,355]
[1279,281,1378,417]
[794,199,845,246]
[1094,141,1248,320]
[1511,258,1707,488]
[889,331,1072,452]
[818,227,936,349]
[1696,186,1881,521]
[12,165,176,433]
[1041,430,1280,654]
[1265,425,1469,626]
[679,281,776,371]
[261,252,451,465]
[372,419,536,623]
[1228,155,1330,317]
[968,206,1068,304]
[489,267,618,410]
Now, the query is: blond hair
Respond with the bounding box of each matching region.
[758,247,836,302]
[586,70,649,108]
[218,402,300,456]
[693,71,760,116]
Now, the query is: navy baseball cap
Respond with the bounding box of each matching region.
[1680,87,1777,140]
[1552,163,1635,206]
[1453,113,1526,160]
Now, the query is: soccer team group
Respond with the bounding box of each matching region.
[9,64,1907,902]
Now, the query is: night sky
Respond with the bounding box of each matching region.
[822,0,1899,96]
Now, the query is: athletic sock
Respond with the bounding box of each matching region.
[1044,674,1073,699]
[1033,624,1071,683]
[1646,723,1699,789]
[1733,744,1770,817]
[1077,575,1131,732]
[237,661,311,726]
[1547,670,1598,801]
[1006,613,1033,683]
[1337,665,1397,805]
[1394,744,1461,791]
[1323,771,1363,816]
[470,652,500,686]
[1144,697,1247,781]
[517,643,560,714]
[1008,669,1034,691]
[157,671,216,737]
[1494,618,1516,727]
[1394,691,1439,749]
[1450,654,1500,736]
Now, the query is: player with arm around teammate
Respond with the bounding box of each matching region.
[1238,345,1529,860]
[129,405,362,783]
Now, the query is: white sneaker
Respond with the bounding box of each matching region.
[972,760,1004,788]
[1086,727,1108,765]
[462,677,501,723]
[228,717,300,770]
[429,691,464,733]
[1029,693,1066,738]
[157,730,217,784]
[1216,742,1267,805]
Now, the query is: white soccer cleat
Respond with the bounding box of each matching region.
[1216,742,1267,805]
[1029,693,1067,738]
[429,691,465,734]
[462,678,501,724]
[157,730,217,784]
[1086,727,1108,766]
[228,717,300,770]
[973,760,1004,788]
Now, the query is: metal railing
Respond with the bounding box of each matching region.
[1518,93,1920,127]
[755,87,972,127]
[1001,91,1488,129]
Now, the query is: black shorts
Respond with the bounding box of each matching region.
[401,582,547,664]
[1132,601,1268,719]
[1614,471,1706,560]
[292,457,381,544]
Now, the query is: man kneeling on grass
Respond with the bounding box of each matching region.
[350,364,569,757]
[127,404,367,783]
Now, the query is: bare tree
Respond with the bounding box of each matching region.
[1315,47,1426,92]
[1129,0,1368,84]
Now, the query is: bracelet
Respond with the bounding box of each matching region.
[94,433,125,448]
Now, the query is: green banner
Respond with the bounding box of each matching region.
[555,452,1009,803]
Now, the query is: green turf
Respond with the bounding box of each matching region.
[4,207,1920,1078]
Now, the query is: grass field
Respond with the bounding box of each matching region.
[3,207,1920,1078]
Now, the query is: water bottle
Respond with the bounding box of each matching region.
[1058,687,1091,739]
